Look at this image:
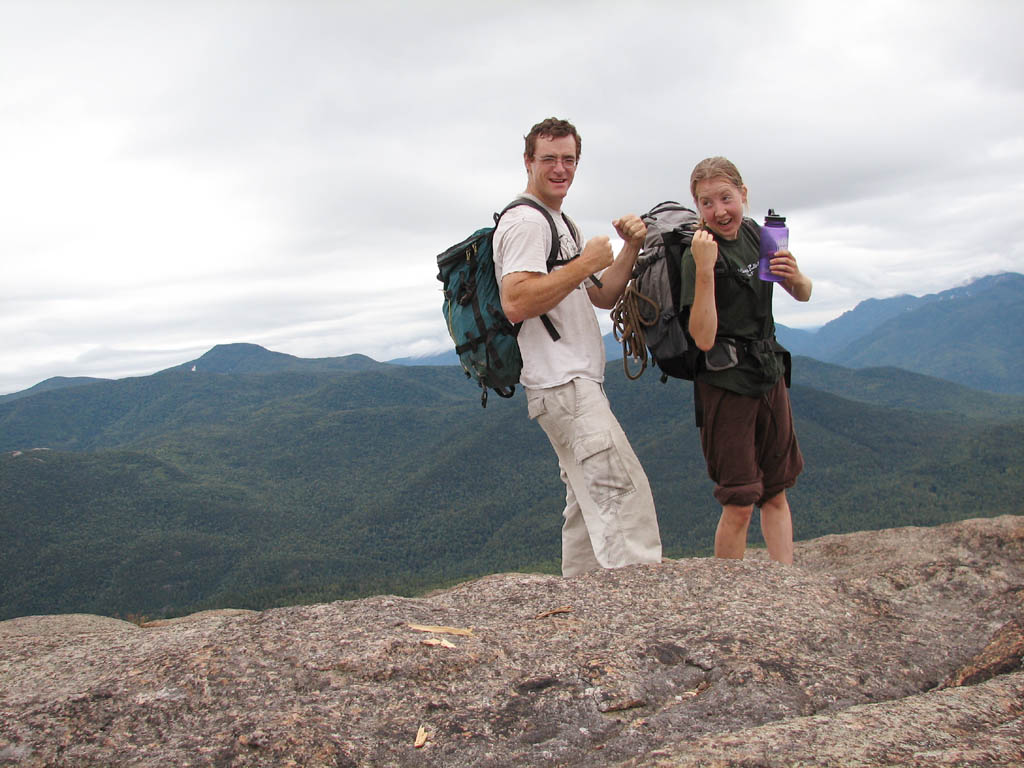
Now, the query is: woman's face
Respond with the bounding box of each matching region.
[694,176,747,241]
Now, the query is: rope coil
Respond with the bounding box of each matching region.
[610,282,660,380]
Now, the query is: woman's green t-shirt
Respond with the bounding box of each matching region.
[680,221,783,396]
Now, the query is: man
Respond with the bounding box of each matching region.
[493,117,662,577]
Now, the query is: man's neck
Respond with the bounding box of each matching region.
[522,190,563,213]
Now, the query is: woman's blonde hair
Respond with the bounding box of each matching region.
[689,156,744,203]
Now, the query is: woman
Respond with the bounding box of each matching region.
[682,157,812,563]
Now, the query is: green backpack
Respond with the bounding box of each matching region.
[436,198,579,406]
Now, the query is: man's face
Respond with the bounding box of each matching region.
[524,134,578,209]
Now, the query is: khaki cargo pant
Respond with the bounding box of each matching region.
[526,378,662,577]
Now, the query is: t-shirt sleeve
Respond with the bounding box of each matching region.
[494,217,549,280]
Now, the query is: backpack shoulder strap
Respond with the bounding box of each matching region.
[496,197,561,267]
[561,213,581,250]
[741,217,761,243]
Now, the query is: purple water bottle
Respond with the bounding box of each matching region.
[758,209,788,282]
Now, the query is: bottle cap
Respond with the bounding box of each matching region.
[765,209,786,226]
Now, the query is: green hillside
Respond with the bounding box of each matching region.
[792,358,1024,419]
[1,351,1021,621]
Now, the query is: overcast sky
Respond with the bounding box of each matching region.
[2,0,1022,395]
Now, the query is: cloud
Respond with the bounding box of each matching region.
[1,0,1023,393]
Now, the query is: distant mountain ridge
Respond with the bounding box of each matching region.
[0,376,109,404]
[0,345,387,405]
[777,272,1023,393]
[402,272,1022,394]
[174,342,388,374]
[5,273,1019,401]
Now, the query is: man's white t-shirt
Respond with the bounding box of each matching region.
[493,194,606,390]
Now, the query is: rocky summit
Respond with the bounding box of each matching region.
[1,515,1022,767]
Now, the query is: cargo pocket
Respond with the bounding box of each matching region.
[571,431,635,504]
[526,393,547,421]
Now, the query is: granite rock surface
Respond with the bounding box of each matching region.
[1,515,1022,767]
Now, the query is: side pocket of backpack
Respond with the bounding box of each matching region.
[704,338,740,371]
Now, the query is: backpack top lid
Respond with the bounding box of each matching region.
[637,202,699,266]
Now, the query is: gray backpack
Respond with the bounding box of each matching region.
[613,201,701,381]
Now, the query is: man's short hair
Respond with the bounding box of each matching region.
[524,117,581,160]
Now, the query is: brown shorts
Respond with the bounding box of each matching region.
[697,377,804,508]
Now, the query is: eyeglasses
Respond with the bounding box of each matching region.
[536,155,577,169]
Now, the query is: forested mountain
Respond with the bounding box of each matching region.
[2,347,1021,622]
